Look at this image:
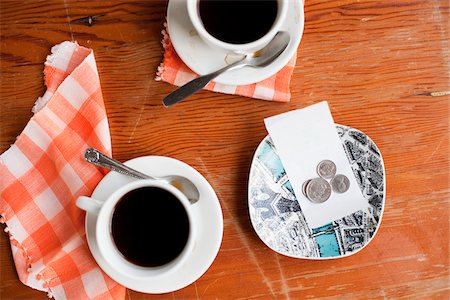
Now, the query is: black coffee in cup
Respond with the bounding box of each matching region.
[198,0,278,44]
[111,187,190,267]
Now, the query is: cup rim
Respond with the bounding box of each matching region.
[94,179,196,280]
[187,0,288,52]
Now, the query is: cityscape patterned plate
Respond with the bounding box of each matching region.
[248,124,385,259]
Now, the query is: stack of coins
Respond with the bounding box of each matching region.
[302,178,331,203]
[302,160,350,203]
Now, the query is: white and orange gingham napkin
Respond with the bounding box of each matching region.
[156,23,297,102]
[0,42,125,299]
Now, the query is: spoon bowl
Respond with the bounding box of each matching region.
[246,32,291,67]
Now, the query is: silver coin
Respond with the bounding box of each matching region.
[331,174,350,193]
[302,179,312,197]
[317,160,337,179]
[305,177,331,203]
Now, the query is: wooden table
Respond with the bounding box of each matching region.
[1,0,449,299]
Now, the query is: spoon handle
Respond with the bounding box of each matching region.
[84,148,153,180]
[163,58,245,107]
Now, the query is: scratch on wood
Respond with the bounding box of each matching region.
[128,107,145,143]
[415,91,450,97]
[288,254,431,281]
[62,0,74,41]
[326,283,354,291]
[200,278,220,298]
[193,157,225,209]
[116,25,125,41]
[274,254,290,299]
[194,281,199,300]
[424,138,444,164]
[222,203,276,296]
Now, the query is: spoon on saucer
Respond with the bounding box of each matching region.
[163,31,291,107]
[84,148,200,204]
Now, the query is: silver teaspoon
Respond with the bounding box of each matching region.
[162,31,291,107]
[84,148,200,204]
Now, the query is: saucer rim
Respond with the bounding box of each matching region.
[167,0,305,85]
[248,124,386,260]
[85,155,223,293]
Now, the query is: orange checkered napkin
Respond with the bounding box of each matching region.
[0,42,125,300]
[156,23,297,102]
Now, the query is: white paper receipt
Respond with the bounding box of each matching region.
[264,101,368,228]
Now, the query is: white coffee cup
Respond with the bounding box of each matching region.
[187,0,288,53]
[76,179,196,279]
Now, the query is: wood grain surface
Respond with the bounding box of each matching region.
[1,0,449,299]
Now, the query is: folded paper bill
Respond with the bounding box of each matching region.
[264,101,368,228]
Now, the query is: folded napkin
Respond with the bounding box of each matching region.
[156,22,297,102]
[0,42,125,299]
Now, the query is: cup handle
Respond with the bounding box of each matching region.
[76,196,104,215]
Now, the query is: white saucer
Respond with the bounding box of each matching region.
[85,156,223,294]
[167,0,304,86]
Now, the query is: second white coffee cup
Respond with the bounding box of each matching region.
[77,179,196,280]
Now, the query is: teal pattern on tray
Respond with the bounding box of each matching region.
[248,125,385,258]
